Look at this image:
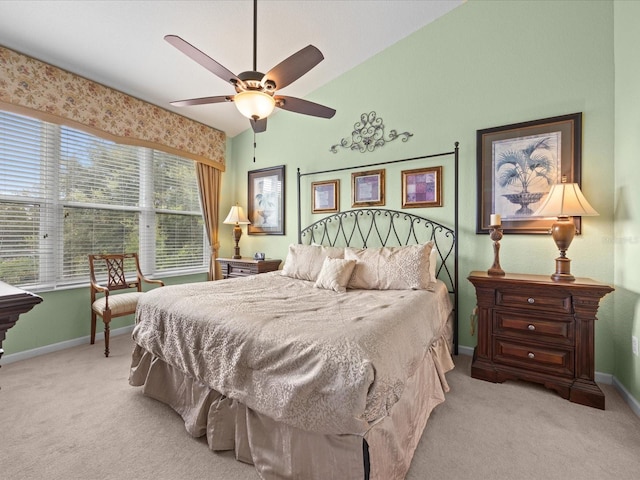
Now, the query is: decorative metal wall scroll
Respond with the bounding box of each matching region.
[330,111,413,154]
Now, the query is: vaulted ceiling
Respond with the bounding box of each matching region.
[0,0,463,137]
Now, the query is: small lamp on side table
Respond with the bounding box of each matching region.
[532,181,598,281]
[223,204,251,259]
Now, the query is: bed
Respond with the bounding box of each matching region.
[129,145,459,480]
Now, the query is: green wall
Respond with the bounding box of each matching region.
[224,0,619,376]
[613,0,640,401]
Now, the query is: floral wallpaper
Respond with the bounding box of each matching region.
[0,45,225,170]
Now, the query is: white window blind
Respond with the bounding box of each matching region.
[153,152,205,272]
[0,112,51,287]
[0,110,208,290]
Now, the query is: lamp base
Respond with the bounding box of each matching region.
[232,225,243,260]
[551,256,575,282]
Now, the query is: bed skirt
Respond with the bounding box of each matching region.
[129,335,454,480]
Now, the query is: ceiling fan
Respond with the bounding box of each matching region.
[165,0,336,134]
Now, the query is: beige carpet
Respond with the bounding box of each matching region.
[1,334,639,480]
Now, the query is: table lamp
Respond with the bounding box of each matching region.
[223,205,251,259]
[532,181,598,281]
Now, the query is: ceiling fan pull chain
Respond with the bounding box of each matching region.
[253,131,257,162]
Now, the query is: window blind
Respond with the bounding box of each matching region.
[0,110,207,290]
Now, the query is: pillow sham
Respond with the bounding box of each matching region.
[281,244,344,282]
[345,242,434,290]
[314,257,357,293]
[429,246,438,283]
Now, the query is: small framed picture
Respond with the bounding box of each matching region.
[247,165,285,235]
[352,169,385,207]
[401,166,442,208]
[311,180,339,213]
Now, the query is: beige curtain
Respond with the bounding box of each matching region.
[196,163,222,281]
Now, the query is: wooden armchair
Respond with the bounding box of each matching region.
[88,253,164,357]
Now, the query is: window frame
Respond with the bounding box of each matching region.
[0,110,208,291]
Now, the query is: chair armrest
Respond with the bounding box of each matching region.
[140,276,164,287]
[91,282,109,294]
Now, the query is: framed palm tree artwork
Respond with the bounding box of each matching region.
[476,113,582,234]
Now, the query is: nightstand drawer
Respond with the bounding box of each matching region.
[496,288,572,313]
[494,338,574,377]
[217,258,281,280]
[228,264,255,276]
[494,311,573,346]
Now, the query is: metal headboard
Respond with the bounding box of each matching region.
[296,143,459,354]
[300,208,455,293]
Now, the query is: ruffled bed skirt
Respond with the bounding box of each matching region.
[129,335,454,480]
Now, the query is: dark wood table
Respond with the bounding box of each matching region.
[468,271,613,409]
[0,281,43,371]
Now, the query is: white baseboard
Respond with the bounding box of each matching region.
[456,344,639,417]
[0,324,134,365]
[613,376,640,418]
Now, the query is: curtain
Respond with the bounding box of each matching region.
[196,163,222,281]
[0,45,225,170]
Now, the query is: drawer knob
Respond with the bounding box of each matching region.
[527,297,535,304]
[527,324,536,331]
[527,352,535,359]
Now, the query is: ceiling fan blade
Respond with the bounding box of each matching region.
[262,45,324,91]
[164,35,242,87]
[251,118,267,133]
[170,95,232,107]
[275,96,336,119]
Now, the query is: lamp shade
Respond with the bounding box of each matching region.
[234,90,276,120]
[223,205,251,225]
[533,183,598,218]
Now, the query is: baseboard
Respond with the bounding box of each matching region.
[457,345,475,357]
[0,325,134,365]
[613,376,640,418]
[457,343,639,418]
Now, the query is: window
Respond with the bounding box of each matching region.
[0,110,207,290]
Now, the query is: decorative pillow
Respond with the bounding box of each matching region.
[281,244,344,282]
[345,242,434,290]
[429,246,438,283]
[314,258,357,293]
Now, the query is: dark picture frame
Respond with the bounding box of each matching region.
[401,166,442,208]
[311,180,339,213]
[248,165,285,235]
[352,169,385,207]
[476,112,582,234]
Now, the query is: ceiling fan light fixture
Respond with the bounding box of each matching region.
[234,90,276,120]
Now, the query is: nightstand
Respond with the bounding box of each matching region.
[468,271,613,409]
[217,257,281,279]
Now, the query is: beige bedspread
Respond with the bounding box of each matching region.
[132,272,452,436]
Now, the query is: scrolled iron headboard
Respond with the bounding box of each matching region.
[299,208,455,294]
[296,143,459,354]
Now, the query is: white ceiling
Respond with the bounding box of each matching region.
[0,0,463,137]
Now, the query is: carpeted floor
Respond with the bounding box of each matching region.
[1,333,639,480]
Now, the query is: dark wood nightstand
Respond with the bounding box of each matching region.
[217,257,281,279]
[468,271,613,409]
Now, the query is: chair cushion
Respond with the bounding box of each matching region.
[92,292,144,316]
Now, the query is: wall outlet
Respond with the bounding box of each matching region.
[633,336,639,357]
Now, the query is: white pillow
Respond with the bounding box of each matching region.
[281,244,344,282]
[429,246,438,283]
[345,242,434,290]
[314,258,357,293]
